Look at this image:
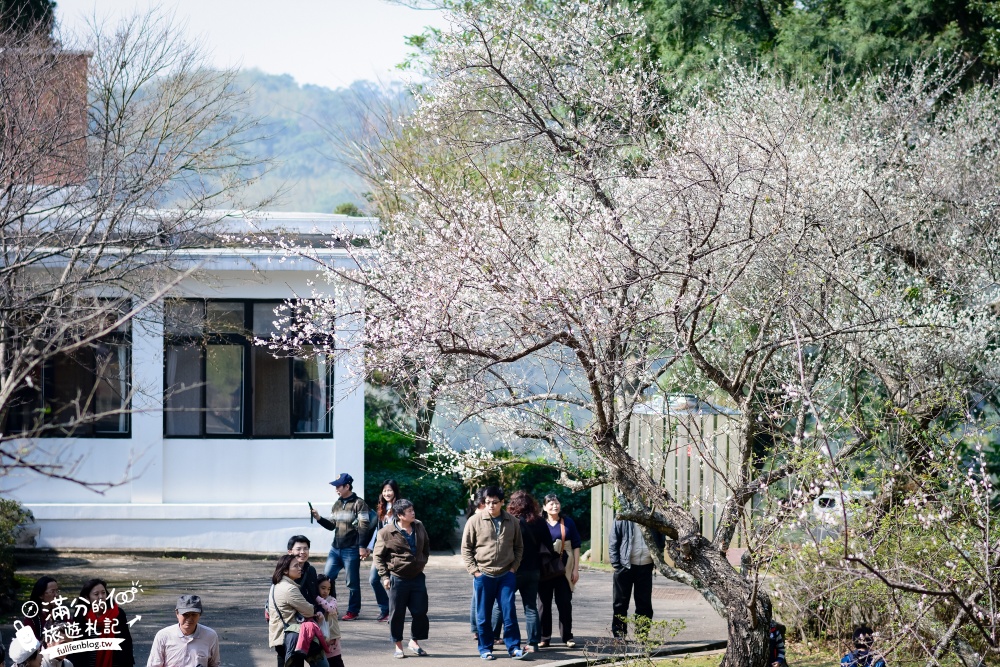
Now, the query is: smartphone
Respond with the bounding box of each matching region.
[308,501,314,523]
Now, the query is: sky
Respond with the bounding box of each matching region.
[55,0,446,90]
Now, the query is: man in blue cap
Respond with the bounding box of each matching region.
[311,472,372,620]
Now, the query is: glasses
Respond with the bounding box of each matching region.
[484,499,502,506]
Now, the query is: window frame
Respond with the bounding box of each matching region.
[5,318,133,439]
[162,298,334,440]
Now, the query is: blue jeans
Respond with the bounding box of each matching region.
[325,545,361,614]
[517,569,541,646]
[474,571,520,656]
[491,569,540,646]
[369,564,389,616]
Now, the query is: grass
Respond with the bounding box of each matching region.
[651,640,842,667]
[0,573,35,623]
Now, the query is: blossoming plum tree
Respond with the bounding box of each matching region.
[275,1,1000,664]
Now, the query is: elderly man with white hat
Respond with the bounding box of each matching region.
[147,594,220,667]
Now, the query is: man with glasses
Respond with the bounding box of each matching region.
[461,485,525,661]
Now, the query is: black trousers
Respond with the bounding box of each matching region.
[275,645,303,667]
[538,574,573,642]
[612,563,654,638]
[389,573,430,643]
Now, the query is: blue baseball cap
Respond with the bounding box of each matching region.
[330,473,354,488]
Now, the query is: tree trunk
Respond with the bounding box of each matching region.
[610,451,771,667]
[674,537,771,667]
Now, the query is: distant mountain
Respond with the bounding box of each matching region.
[234,69,404,213]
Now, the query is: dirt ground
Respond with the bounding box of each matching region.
[4,551,727,666]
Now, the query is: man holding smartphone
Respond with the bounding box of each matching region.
[311,473,371,621]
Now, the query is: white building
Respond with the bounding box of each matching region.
[3,212,372,553]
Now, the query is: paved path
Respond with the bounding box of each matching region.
[6,552,726,666]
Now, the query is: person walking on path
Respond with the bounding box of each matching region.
[373,498,431,659]
[608,519,664,639]
[311,472,372,620]
[147,595,220,667]
[368,479,400,623]
[503,490,555,654]
[465,488,487,643]
[538,493,581,649]
[461,485,526,661]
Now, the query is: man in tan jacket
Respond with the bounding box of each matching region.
[461,485,525,661]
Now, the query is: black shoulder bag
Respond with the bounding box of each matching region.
[539,521,567,581]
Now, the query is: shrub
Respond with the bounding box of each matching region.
[365,416,466,549]
[0,499,33,612]
[469,454,592,540]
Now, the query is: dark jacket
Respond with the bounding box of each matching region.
[317,492,371,548]
[842,650,886,667]
[76,605,136,667]
[297,560,323,614]
[373,519,430,579]
[518,516,556,572]
[608,519,665,570]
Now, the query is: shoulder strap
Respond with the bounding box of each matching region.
[559,519,566,554]
[270,584,291,630]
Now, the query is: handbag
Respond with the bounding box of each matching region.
[539,520,567,581]
[562,519,577,592]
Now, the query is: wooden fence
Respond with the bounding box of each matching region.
[589,394,742,563]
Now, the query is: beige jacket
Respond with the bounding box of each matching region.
[268,577,315,647]
[461,509,523,576]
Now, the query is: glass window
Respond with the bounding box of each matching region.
[293,348,330,434]
[206,345,244,434]
[4,324,131,438]
[164,299,332,439]
[165,343,201,436]
[165,300,204,336]
[207,302,245,334]
[252,302,282,337]
[253,347,290,437]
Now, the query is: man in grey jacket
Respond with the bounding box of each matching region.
[311,473,371,620]
[461,485,525,661]
[608,519,664,639]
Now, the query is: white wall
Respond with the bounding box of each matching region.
[5,250,366,552]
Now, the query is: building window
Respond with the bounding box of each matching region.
[163,300,333,438]
[5,323,131,438]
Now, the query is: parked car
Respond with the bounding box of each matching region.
[813,490,874,523]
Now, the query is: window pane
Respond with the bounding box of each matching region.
[252,302,283,338]
[165,344,202,436]
[207,302,245,334]
[253,347,290,436]
[93,341,130,434]
[165,300,204,336]
[292,350,330,434]
[206,345,244,434]
[4,371,41,434]
[45,349,95,435]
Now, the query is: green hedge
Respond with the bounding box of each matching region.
[364,467,466,549]
[0,499,32,612]
[365,417,466,549]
